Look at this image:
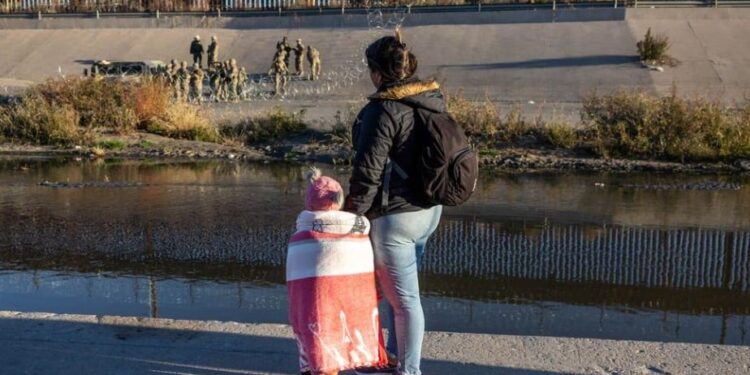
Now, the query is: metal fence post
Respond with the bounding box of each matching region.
[156,9,160,18]
[634,0,638,8]
[553,0,556,10]
[715,0,718,7]
[96,9,99,18]
[614,0,617,8]
[38,10,42,19]
[477,1,481,12]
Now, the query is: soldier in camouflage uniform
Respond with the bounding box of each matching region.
[272,53,288,97]
[277,36,292,72]
[307,46,321,81]
[237,66,248,100]
[166,60,180,100]
[207,36,219,67]
[177,61,190,102]
[189,63,205,103]
[208,65,221,102]
[293,39,305,77]
[226,59,239,102]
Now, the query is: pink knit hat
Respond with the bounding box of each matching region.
[304,167,343,211]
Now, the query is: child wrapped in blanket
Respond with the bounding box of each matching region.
[287,167,388,375]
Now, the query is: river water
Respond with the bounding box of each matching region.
[0,157,748,345]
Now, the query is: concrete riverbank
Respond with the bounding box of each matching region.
[1,310,748,374]
[1,8,749,105]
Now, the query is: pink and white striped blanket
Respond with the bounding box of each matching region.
[286,210,387,373]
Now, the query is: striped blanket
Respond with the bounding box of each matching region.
[287,210,387,373]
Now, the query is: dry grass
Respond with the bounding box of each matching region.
[582,89,750,161]
[0,92,87,146]
[0,77,216,145]
[220,107,307,145]
[147,103,219,143]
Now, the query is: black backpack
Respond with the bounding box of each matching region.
[386,105,479,207]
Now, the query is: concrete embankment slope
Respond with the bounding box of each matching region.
[0,8,748,105]
[2,311,749,374]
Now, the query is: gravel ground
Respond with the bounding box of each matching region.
[1,311,748,375]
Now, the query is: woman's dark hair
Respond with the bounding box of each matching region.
[365,28,418,83]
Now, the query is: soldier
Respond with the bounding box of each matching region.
[272,53,288,97]
[269,43,287,75]
[208,65,221,102]
[190,35,204,68]
[293,39,305,77]
[166,60,180,100]
[227,59,239,101]
[219,60,232,100]
[237,66,248,100]
[189,63,205,103]
[177,61,190,102]
[307,46,321,81]
[207,36,219,67]
[277,36,292,71]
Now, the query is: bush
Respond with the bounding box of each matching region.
[542,122,579,149]
[446,91,500,139]
[34,77,139,134]
[146,103,219,143]
[329,109,355,147]
[637,28,671,65]
[0,92,86,146]
[582,89,750,161]
[0,77,219,145]
[221,107,306,144]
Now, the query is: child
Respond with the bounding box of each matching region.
[287,168,388,375]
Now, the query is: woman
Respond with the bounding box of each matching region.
[344,29,443,375]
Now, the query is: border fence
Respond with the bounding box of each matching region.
[1,0,749,15]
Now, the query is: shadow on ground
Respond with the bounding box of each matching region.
[439,55,640,70]
[0,317,569,374]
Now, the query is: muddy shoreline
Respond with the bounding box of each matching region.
[2,134,750,174]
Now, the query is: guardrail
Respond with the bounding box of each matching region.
[1,0,748,15]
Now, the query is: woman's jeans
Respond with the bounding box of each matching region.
[370,205,442,375]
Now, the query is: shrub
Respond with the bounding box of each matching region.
[34,77,139,134]
[329,109,355,147]
[582,89,750,161]
[221,107,306,144]
[637,28,671,65]
[97,139,126,150]
[146,103,219,143]
[446,91,499,139]
[542,122,579,149]
[133,79,172,128]
[0,92,85,146]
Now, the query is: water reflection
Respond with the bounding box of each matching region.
[1,157,749,345]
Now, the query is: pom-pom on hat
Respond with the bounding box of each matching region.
[304,167,344,211]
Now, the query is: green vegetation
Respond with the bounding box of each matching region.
[97,139,126,150]
[637,28,672,65]
[220,107,307,145]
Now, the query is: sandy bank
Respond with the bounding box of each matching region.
[1,310,748,374]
